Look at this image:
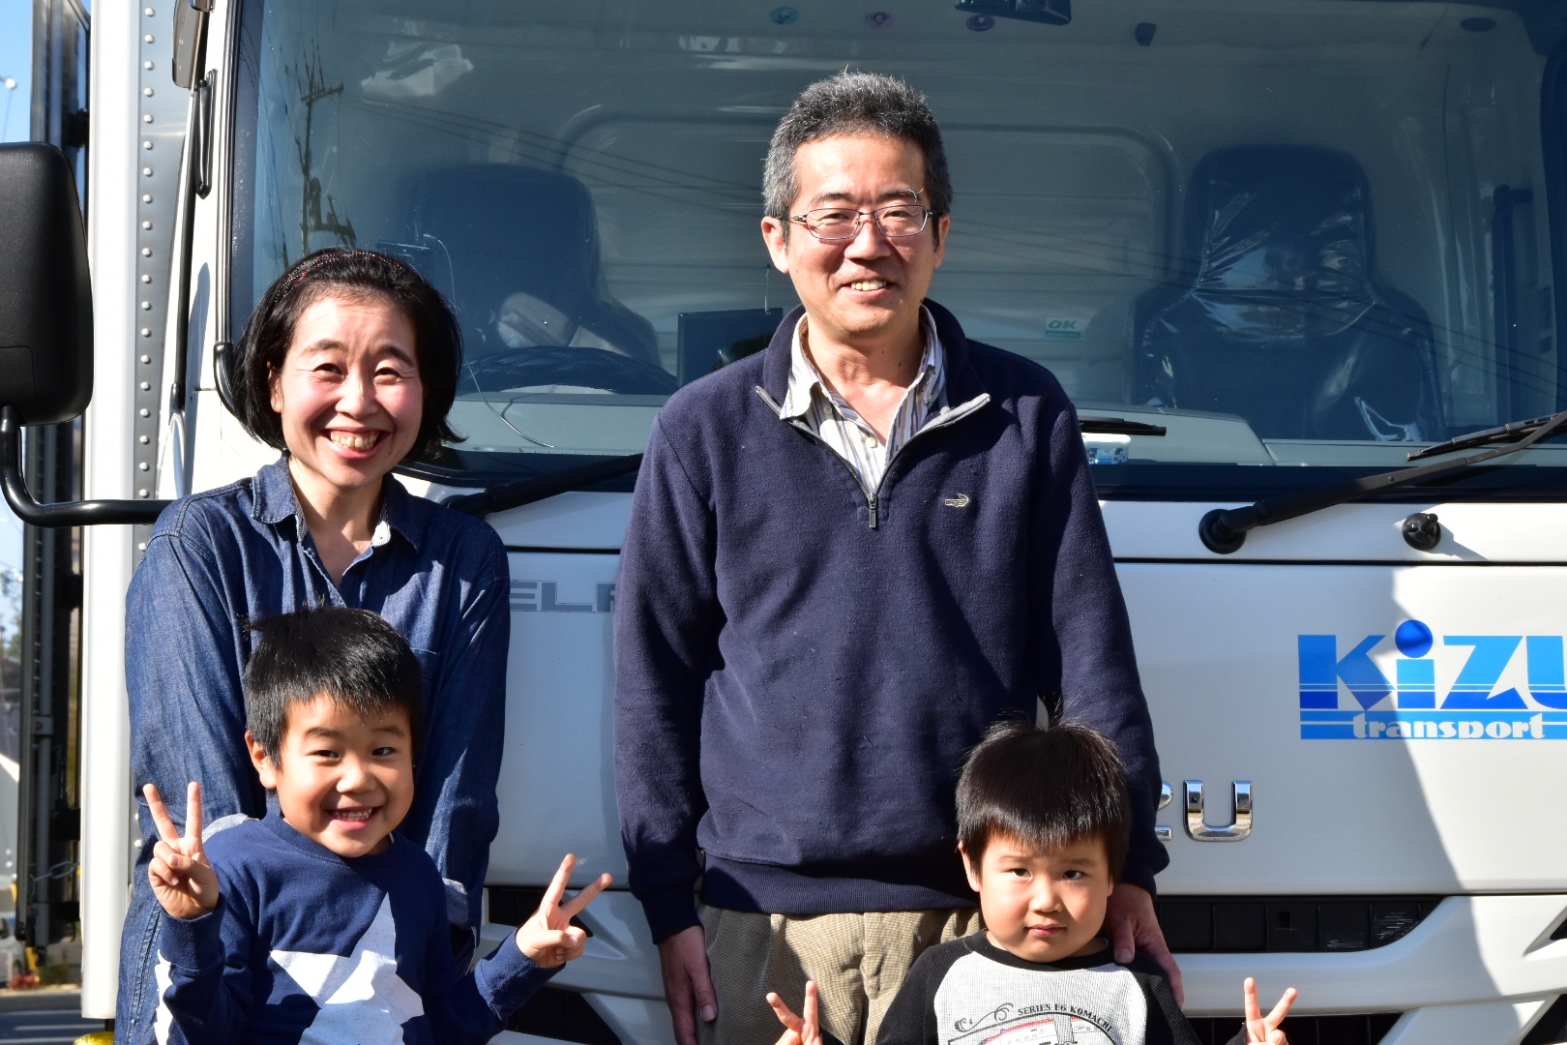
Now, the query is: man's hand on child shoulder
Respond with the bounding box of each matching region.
[768,980,826,1045]
[515,853,612,968]
[1244,977,1298,1045]
[145,782,220,920]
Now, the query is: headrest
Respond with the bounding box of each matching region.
[1184,145,1374,303]
[407,164,604,311]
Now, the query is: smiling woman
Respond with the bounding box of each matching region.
[269,296,423,487]
[114,249,513,1043]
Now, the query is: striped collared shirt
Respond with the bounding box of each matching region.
[779,306,948,495]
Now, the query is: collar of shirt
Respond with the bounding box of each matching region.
[779,305,947,426]
[249,456,424,555]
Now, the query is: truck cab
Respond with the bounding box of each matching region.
[8,0,1567,1042]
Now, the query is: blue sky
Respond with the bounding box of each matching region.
[0,0,32,633]
[0,0,28,145]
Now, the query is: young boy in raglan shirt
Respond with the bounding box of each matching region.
[142,606,612,1045]
[766,722,1299,1045]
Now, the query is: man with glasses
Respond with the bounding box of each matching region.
[615,72,1175,1045]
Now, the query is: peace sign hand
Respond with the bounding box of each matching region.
[145,782,219,921]
[767,980,824,1045]
[515,853,612,968]
[1243,977,1298,1045]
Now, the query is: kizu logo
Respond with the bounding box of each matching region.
[1299,620,1567,740]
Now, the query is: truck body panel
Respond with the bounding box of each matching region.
[35,0,1567,1040]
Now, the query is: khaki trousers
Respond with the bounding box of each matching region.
[696,904,982,1045]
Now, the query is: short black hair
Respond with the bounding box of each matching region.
[243,605,425,768]
[957,720,1131,880]
[764,72,952,229]
[232,247,463,458]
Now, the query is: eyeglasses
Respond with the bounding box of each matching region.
[790,204,935,242]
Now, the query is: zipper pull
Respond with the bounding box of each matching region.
[868,496,879,529]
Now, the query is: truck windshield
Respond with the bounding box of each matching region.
[232,0,1567,495]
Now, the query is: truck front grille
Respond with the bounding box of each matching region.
[1159,897,1439,952]
[505,987,622,1045]
[1189,1014,1400,1045]
[488,885,594,936]
[1522,995,1567,1045]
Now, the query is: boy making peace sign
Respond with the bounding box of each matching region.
[143,606,611,1045]
[765,724,1298,1045]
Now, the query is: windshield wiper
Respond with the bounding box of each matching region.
[443,453,643,517]
[1198,406,1567,554]
[1079,416,1168,436]
[1405,412,1567,460]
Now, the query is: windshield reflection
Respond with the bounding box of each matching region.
[232,0,1563,487]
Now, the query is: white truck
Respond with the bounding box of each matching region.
[5,0,1567,1042]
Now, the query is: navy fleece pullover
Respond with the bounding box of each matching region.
[614,301,1165,943]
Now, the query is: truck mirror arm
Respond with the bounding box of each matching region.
[212,342,243,418]
[1198,404,1567,554]
[0,406,172,527]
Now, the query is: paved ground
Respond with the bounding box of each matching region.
[0,1007,105,1043]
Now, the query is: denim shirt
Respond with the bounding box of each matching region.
[117,458,510,1043]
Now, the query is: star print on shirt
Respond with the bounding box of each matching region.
[270,893,425,1044]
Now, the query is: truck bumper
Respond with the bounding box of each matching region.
[485,894,1567,1045]
[1181,894,1567,1044]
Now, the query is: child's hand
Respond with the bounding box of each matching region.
[1243,977,1297,1045]
[515,853,612,968]
[767,981,823,1045]
[145,782,219,920]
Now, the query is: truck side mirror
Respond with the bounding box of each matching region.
[0,142,93,425]
[0,142,170,526]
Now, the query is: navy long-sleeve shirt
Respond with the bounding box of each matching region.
[614,300,1165,943]
[155,812,553,1045]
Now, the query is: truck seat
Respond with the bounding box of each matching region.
[404,164,661,367]
[1133,145,1444,442]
